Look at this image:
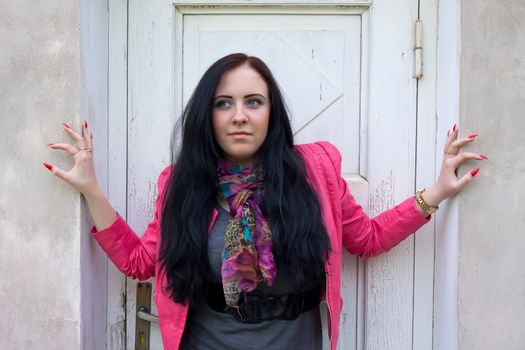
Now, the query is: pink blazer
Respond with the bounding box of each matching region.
[91,141,431,350]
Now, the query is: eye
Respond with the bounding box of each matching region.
[215,99,230,109]
[247,98,262,107]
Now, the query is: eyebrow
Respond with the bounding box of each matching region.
[214,94,267,100]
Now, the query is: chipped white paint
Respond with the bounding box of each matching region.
[178,6,369,15]
[174,0,371,3]
[369,170,396,216]
[414,0,439,349]
[106,0,129,348]
[340,174,369,350]
[362,0,437,349]
[433,0,460,349]
[125,1,175,349]
[80,0,109,348]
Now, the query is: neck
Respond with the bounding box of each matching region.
[216,196,230,212]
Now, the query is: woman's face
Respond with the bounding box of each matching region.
[212,64,270,167]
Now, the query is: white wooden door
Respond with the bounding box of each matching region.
[109,1,436,349]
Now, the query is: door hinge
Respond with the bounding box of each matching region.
[414,19,423,79]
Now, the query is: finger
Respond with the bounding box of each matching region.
[455,167,480,191]
[449,151,486,169]
[444,137,475,159]
[82,120,92,150]
[47,142,78,157]
[443,124,459,154]
[42,162,71,183]
[62,122,85,146]
[449,135,478,149]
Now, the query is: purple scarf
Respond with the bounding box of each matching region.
[216,159,277,307]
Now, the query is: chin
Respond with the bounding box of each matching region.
[223,150,257,164]
[228,153,255,162]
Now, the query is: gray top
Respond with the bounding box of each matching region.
[179,203,322,350]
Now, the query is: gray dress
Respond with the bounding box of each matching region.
[179,203,323,350]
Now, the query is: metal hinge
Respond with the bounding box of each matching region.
[414,19,423,79]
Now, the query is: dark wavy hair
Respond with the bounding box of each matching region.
[158,53,331,306]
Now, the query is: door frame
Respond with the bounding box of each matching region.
[82,0,460,349]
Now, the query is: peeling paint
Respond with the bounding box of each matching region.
[369,170,395,217]
[109,320,126,350]
[121,291,127,313]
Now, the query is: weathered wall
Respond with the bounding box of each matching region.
[458,1,525,349]
[0,1,81,348]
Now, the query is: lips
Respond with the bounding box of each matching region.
[229,132,252,136]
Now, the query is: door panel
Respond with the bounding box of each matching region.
[182,13,363,350]
[184,15,361,174]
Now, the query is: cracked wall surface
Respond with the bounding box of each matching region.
[458,1,525,349]
[0,0,81,348]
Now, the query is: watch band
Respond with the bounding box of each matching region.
[415,188,438,215]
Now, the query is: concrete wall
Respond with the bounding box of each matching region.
[0,1,87,349]
[458,1,525,349]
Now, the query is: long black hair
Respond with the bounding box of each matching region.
[158,53,331,306]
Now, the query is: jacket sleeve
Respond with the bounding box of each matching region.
[316,141,432,258]
[89,165,172,280]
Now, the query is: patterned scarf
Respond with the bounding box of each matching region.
[216,159,277,307]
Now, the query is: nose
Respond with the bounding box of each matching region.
[232,106,248,125]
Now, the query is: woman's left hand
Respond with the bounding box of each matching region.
[423,123,488,206]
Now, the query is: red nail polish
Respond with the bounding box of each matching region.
[479,155,488,159]
[90,133,93,140]
[470,167,480,176]
[43,162,53,171]
[47,143,54,146]
[468,134,478,139]
[62,122,71,129]
[453,123,457,132]
[84,120,88,129]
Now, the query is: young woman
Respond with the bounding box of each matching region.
[43,53,487,349]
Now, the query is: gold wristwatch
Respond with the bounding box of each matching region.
[415,188,438,215]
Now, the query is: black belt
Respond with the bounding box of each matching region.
[205,282,321,323]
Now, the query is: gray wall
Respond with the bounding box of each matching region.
[459,1,525,349]
[0,0,87,349]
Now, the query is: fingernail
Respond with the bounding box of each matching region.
[62,122,71,129]
[84,120,88,129]
[453,123,457,132]
[470,167,480,177]
[468,134,478,139]
[447,129,450,136]
[43,162,53,171]
[479,155,488,160]
[47,143,54,147]
[90,133,93,140]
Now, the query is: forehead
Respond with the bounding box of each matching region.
[214,64,268,96]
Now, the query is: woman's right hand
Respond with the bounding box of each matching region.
[43,120,100,196]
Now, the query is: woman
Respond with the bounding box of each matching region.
[43,53,487,349]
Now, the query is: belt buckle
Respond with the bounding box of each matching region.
[231,291,301,322]
[233,291,262,323]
